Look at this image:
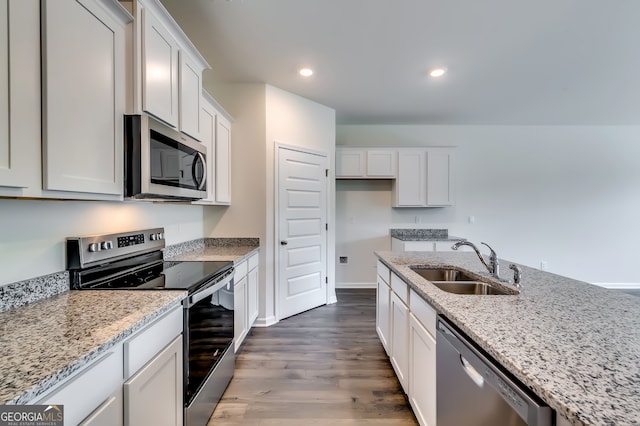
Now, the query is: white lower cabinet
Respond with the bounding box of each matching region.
[124,336,183,426]
[376,275,391,354]
[234,252,259,352]
[35,305,183,426]
[409,313,437,426]
[389,274,410,392]
[234,273,248,352]
[376,268,438,426]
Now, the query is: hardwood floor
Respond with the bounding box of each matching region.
[208,289,418,425]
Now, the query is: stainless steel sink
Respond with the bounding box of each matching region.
[410,267,514,295]
[411,267,477,282]
[430,281,510,295]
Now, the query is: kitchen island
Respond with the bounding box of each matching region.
[376,251,640,426]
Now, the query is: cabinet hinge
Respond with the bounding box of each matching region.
[325,277,328,284]
[325,223,328,231]
[325,169,329,177]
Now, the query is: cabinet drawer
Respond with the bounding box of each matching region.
[124,306,182,378]
[248,252,259,270]
[410,289,437,337]
[377,260,390,284]
[235,259,248,279]
[37,345,123,426]
[391,272,409,304]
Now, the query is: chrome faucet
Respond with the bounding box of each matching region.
[451,241,500,278]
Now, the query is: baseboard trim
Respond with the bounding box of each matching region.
[592,282,640,289]
[253,315,278,327]
[336,282,376,289]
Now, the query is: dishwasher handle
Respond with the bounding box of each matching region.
[437,318,553,426]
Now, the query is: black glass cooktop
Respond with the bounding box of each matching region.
[71,251,233,293]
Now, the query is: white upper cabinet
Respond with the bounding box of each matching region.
[367,150,396,177]
[215,113,232,204]
[394,149,427,206]
[41,0,131,197]
[426,148,453,206]
[124,0,209,137]
[336,147,396,178]
[141,5,179,127]
[0,0,40,195]
[178,50,202,139]
[195,91,232,205]
[393,148,453,207]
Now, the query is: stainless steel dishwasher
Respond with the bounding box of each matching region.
[436,317,552,426]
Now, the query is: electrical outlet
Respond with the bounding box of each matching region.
[339,256,348,264]
[540,261,548,271]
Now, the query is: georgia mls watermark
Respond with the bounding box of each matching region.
[0,405,63,426]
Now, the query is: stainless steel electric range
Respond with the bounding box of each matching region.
[67,228,234,425]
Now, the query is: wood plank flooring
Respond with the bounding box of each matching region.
[208,289,418,425]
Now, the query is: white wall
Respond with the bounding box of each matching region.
[336,125,640,287]
[203,83,336,325]
[0,198,205,286]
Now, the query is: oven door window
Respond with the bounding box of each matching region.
[186,287,234,404]
[150,129,206,190]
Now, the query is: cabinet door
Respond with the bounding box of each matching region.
[196,97,216,203]
[178,50,202,139]
[336,148,365,178]
[124,336,183,426]
[141,6,179,127]
[426,149,453,206]
[248,265,259,326]
[390,291,409,391]
[215,114,232,204]
[234,275,247,352]
[367,150,396,177]
[0,0,39,192]
[394,150,426,206]
[409,313,437,426]
[41,0,126,196]
[376,276,391,354]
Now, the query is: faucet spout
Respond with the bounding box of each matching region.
[451,240,500,279]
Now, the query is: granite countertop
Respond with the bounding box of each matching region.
[0,290,185,404]
[376,251,640,426]
[166,238,259,263]
[390,228,465,241]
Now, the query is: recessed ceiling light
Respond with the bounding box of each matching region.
[299,68,314,77]
[429,67,447,78]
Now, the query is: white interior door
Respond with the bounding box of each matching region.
[278,147,327,320]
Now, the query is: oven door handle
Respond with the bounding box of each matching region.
[187,270,234,307]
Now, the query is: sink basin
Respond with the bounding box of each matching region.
[411,267,477,282]
[410,267,514,295]
[430,281,510,295]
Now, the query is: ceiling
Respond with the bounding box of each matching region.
[159,0,640,125]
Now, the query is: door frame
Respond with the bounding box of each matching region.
[274,142,332,322]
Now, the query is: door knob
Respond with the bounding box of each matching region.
[280,240,288,246]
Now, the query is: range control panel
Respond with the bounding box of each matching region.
[67,228,166,269]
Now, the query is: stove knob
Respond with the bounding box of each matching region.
[158,232,165,240]
[150,233,158,241]
[88,243,100,252]
[101,241,113,250]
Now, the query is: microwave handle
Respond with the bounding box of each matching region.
[192,152,207,190]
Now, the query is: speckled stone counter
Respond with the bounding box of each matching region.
[166,238,259,263]
[0,290,185,404]
[390,228,465,241]
[376,251,640,426]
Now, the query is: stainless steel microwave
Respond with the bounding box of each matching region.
[124,115,207,200]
